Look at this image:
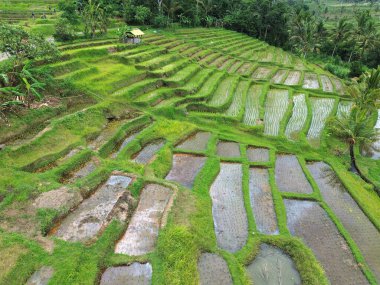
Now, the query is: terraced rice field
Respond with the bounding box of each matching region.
[1,27,379,285]
[307,162,380,281]
[284,71,301,85]
[210,163,248,252]
[271,69,287,84]
[242,85,262,126]
[285,199,369,285]
[249,168,278,234]
[264,89,289,136]
[115,184,172,256]
[275,155,313,194]
[208,76,238,107]
[225,80,249,117]
[303,73,320,89]
[307,98,335,146]
[246,244,301,285]
[198,253,233,285]
[285,94,308,140]
[252,67,273,80]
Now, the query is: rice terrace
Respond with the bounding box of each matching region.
[0,0,379,284]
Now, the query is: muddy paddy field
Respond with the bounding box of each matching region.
[0,27,379,285]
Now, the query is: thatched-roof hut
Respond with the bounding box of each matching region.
[123,28,145,44]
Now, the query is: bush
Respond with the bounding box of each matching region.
[325,63,350,79]
[350,61,366,78]
[153,14,169,28]
[134,5,150,25]
[54,18,76,42]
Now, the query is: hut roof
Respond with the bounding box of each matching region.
[127,28,145,37]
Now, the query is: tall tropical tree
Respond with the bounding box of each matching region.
[354,10,379,59]
[328,109,378,186]
[82,0,109,38]
[350,67,380,113]
[329,17,352,57]
[329,67,380,192]
[289,11,319,57]
[163,0,182,22]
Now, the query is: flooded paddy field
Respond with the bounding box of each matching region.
[166,154,206,188]
[307,162,380,282]
[26,266,54,285]
[54,175,132,242]
[210,163,248,252]
[249,168,278,234]
[243,84,262,126]
[197,253,233,285]
[216,141,241,158]
[285,94,308,140]
[66,158,99,183]
[115,184,172,256]
[176,132,211,152]
[307,98,335,146]
[275,155,313,194]
[284,199,369,285]
[246,244,301,285]
[302,73,320,89]
[132,140,165,164]
[283,71,301,85]
[247,147,269,162]
[271,69,287,84]
[264,90,289,136]
[100,263,152,285]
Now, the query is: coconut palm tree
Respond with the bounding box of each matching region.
[328,109,378,186]
[82,0,108,38]
[350,67,380,113]
[163,0,182,22]
[329,17,352,57]
[354,10,379,59]
[290,12,319,57]
[329,67,380,192]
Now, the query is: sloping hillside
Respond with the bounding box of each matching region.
[0,28,379,285]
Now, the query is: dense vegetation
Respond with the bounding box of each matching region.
[51,0,380,77]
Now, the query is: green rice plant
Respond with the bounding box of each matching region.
[336,100,353,119]
[208,76,239,107]
[263,89,289,136]
[136,53,180,70]
[307,97,336,146]
[320,75,334,93]
[226,80,250,119]
[283,70,301,86]
[242,84,263,126]
[285,94,308,140]
[303,73,320,90]
[164,64,200,86]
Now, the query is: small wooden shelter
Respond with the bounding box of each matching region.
[123,28,145,44]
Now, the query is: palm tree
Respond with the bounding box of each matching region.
[290,12,319,58]
[329,17,352,57]
[329,67,380,192]
[328,109,378,186]
[354,10,379,59]
[163,0,182,22]
[82,0,108,38]
[350,67,380,113]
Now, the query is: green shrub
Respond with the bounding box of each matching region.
[54,18,76,42]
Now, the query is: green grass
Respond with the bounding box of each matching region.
[0,26,379,285]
